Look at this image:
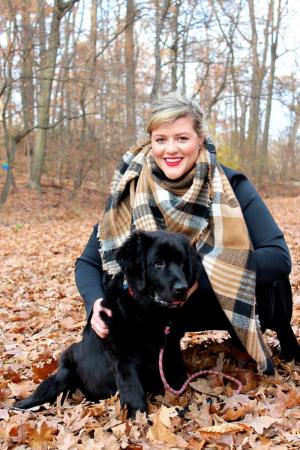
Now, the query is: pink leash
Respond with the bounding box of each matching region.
[159,325,242,396]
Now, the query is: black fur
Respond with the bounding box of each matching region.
[14,230,299,417]
[256,279,300,362]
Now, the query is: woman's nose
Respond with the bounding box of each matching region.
[165,139,177,153]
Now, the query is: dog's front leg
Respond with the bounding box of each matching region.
[109,356,147,418]
[162,330,187,390]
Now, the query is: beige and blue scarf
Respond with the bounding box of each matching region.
[98,137,272,373]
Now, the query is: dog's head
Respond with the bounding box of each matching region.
[116,230,202,308]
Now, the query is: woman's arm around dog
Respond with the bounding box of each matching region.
[75,225,111,338]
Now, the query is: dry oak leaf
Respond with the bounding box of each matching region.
[3,367,23,383]
[1,423,24,446]
[185,401,213,427]
[147,405,187,447]
[92,427,120,450]
[221,394,256,421]
[86,403,107,418]
[221,404,248,421]
[276,386,300,412]
[8,380,34,399]
[187,437,206,449]
[55,428,79,450]
[61,316,86,330]
[62,407,91,433]
[32,355,58,382]
[0,408,9,421]
[241,415,281,434]
[125,445,144,450]
[25,421,57,450]
[198,422,251,438]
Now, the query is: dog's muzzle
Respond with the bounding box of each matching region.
[154,292,188,308]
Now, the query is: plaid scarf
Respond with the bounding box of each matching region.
[98,137,272,373]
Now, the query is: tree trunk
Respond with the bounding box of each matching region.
[281,96,300,180]
[150,0,171,102]
[20,7,34,166]
[171,0,180,91]
[29,0,79,191]
[125,0,136,147]
[0,138,17,205]
[246,0,270,176]
[260,0,281,180]
[246,0,261,172]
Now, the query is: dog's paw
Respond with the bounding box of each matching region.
[126,404,147,419]
[122,398,147,419]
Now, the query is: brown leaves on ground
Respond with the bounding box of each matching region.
[1,187,300,449]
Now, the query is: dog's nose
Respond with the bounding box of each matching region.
[172,283,188,298]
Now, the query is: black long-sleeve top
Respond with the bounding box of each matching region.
[75,166,292,317]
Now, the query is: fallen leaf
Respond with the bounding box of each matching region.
[276,386,300,412]
[32,354,58,382]
[187,437,206,449]
[55,429,79,450]
[8,380,34,399]
[26,421,57,449]
[241,415,281,434]
[0,409,9,421]
[93,428,120,450]
[147,405,187,447]
[199,422,251,438]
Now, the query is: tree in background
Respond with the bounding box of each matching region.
[0,0,299,204]
[29,0,79,191]
[0,1,37,204]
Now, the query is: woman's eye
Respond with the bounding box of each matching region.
[178,136,188,142]
[155,138,165,144]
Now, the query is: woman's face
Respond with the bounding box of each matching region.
[150,115,202,180]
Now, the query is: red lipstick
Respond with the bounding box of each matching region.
[164,158,182,167]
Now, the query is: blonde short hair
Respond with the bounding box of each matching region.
[146,92,204,136]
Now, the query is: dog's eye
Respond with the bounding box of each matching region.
[154,260,165,268]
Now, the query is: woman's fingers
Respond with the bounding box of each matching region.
[91,298,112,338]
[100,305,112,318]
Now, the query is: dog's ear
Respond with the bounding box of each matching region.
[116,231,149,293]
[102,270,113,288]
[184,240,202,286]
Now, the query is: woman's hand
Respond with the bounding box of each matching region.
[90,298,112,338]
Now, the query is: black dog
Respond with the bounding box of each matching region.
[15,231,201,417]
[15,230,299,417]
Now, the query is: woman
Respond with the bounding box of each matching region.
[75,92,292,374]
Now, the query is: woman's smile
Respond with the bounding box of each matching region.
[150,115,202,180]
[164,157,183,166]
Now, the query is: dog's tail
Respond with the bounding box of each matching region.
[14,346,76,410]
[14,366,73,410]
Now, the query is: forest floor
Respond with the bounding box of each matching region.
[1,179,300,449]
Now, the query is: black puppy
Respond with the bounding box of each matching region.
[14,231,201,417]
